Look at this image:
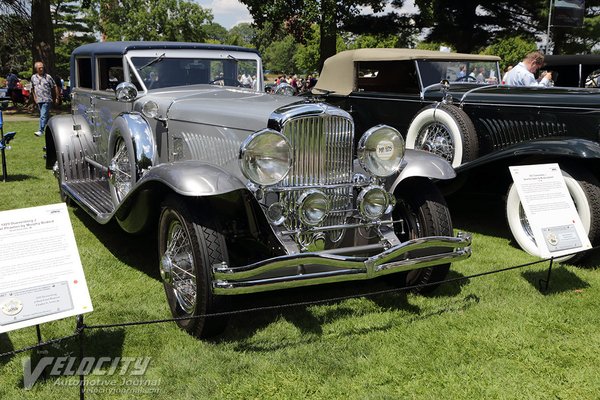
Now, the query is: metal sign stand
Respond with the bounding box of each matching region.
[0,110,16,182]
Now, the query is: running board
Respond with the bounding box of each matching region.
[62,179,115,222]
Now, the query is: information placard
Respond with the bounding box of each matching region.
[0,203,93,333]
[509,163,592,258]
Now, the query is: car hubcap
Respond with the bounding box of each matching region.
[109,139,133,201]
[415,123,454,162]
[164,219,197,314]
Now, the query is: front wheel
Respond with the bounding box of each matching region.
[158,195,228,338]
[392,179,454,293]
[406,104,478,168]
[506,166,600,262]
[109,136,136,205]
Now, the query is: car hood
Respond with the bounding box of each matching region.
[143,86,303,131]
[425,84,600,108]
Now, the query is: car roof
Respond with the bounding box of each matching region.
[544,54,600,66]
[314,48,500,95]
[72,41,260,57]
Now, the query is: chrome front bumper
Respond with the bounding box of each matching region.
[212,232,472,294]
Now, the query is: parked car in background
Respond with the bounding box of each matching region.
[313,48,600,260]
[44,42,472,337]
[543,54,600,88]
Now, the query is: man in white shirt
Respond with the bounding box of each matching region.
[504,51,553,87]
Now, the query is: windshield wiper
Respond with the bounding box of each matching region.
[139,53,165,71]
[227,55,238,63]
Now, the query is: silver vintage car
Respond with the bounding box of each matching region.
[45,42,471,338]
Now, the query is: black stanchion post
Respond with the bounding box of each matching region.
[76,315,85,400]
[1,119,6,182]
[539,257,554,292]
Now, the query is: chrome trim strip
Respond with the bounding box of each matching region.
[212,232,472,294]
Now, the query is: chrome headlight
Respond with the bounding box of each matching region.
[141,100,159,119]
[358,186,395,220]
[357,125,405,177]
[240,129,292,186]
[297,190,330,226]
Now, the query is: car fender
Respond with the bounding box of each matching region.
[390,149,456,192]
[455,138,600,173]
[113,162,248,233]
[137,161,247,196]
[45,114,88,176]
[108,113,158,179]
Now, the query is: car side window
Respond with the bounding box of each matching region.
[357,61,419,94]
[98,57,124,91]
[76,58,93,89]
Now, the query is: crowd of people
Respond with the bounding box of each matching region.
[271,74,317,94]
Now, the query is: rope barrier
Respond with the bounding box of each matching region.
[0,253,562,359]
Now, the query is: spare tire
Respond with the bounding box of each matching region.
[406,103,478,168]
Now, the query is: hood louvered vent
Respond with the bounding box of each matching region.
[478,118,568,150]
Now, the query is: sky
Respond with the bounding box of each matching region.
[196,0,419,30]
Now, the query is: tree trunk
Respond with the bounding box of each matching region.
[31,0,56,76]
[318,0,337,73]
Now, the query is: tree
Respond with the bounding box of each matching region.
[482,36,537,71]
[262,35,297,73]
[204,22,229,44]
[83,0,213,42]
[413,0,545,53]
[240,0,406,71]
[52,0,96,79]
[228,23,256,47]
[32,0,57,75]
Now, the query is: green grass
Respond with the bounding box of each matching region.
[1,119,600,399]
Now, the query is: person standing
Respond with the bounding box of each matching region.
[503,51,553,87]
[5,71,19,99]
[31,61,60,137]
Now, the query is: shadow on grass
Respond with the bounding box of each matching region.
[522,266,590,295]
[0,333,14,366]
[72,208,159,280]
[18,329,126,389]
[0,174,37,183]
[216,270,469,349]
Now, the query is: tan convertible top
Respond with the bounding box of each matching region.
[313,48,501,95]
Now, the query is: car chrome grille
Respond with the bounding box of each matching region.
[277,114,354,233]
[478,118,567,150]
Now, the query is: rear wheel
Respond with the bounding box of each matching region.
[506,166,600,262]
[158,195,228,338]
[392,179,453,293]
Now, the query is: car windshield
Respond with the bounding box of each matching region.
[130,56,259,90]
[417,60,500,87]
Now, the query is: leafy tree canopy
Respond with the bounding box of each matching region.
[83,0,213,42]
[482,36,537,71]
[239,0,412,70]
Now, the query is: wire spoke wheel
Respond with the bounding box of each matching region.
[164,219,197,314]
[110,138,133,201]
[415,122,455,162]
[158,195,229,337]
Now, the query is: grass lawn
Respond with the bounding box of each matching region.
[1,119,599,399]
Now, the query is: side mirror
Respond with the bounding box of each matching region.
[115,82,138,102]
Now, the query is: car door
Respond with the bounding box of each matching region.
[347,60,424,136]
[92,56,131,167]
[71,56,100,162]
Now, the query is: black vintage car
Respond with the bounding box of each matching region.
[543,54,600,88]
[313,48,600,260]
